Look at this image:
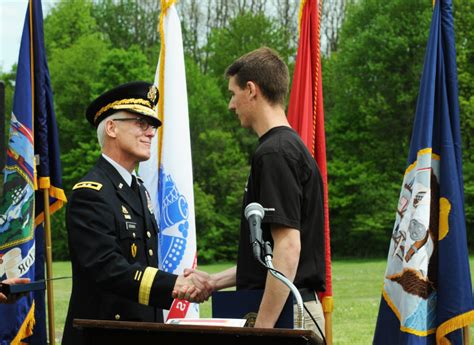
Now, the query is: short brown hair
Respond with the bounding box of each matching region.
[225,47,289,106]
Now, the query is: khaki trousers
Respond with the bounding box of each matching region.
[293,296,325,344]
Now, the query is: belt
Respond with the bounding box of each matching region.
[294,288,317,304]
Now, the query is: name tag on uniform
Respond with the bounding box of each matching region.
[126,222,137,230]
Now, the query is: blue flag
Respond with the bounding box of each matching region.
[373,1,474,344]
[0,0,66,343]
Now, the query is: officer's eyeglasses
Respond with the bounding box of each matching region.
[113,117,157,134]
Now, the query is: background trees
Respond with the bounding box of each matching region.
[324,0,434,256]
[1,0,472,261]
[326,0,473,256]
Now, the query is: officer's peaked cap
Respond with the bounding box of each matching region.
[86,81,161,127]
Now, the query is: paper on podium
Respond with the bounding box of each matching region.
[211,289,294,329]
[166,318,246,327]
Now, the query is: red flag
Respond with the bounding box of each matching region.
[287,0,333,341]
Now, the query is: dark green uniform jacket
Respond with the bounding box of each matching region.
[62,156,177,345]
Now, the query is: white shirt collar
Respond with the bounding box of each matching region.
[101,153,136,187]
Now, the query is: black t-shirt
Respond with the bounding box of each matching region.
[236,126,326,292]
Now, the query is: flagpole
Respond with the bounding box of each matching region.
[313,0,334,343]
[29,0,55,342]
[43,189,55,345]
[463,326,470,344]
[324,308,332,345]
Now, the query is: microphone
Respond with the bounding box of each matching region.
[244,202,265,262]
[244,203,307,332]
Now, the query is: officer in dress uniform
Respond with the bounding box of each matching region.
[62,81,212,345]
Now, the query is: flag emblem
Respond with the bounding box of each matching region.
[0,115,34,240]
[158,168,189,273]
[385,149,439,333]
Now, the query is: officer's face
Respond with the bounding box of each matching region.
[112,112,156,163]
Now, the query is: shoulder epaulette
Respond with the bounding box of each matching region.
[72,181,103,191]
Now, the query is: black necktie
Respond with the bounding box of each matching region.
[131,175,140,197]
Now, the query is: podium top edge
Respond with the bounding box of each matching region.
[73,318,318,340]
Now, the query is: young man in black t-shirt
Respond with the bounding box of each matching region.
[195,47,326,342]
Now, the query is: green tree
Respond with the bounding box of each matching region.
[0,69,15,197]
[92,0,160,62]
[193,130,249,262]
[49,35,108,143]
[324,0,474,255]
[206,11,294,86]
[0,68,15,139]
[190,10,315,261]
[204,12,293,158]
[185,56,229,155]
[44,0,97,54]
[93,46,155,94]
[325,0,433,256]
[454,0,474,248]
[44,0,106,194]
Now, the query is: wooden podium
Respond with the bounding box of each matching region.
[73,319,320,345]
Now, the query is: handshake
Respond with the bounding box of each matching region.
[172,268,216,303]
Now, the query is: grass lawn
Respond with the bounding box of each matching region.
[48,258,474,344]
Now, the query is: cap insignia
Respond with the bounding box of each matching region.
[147,85,158,103]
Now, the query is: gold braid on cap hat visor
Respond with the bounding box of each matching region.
[93,98,156,123]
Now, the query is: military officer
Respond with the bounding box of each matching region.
[62,81,212,345]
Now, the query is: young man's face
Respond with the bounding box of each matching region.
[228,76,253,129]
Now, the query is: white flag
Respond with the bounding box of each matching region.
[138,1,198,319]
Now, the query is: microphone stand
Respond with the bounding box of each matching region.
[262,241,304,329]
[245,202,304,330]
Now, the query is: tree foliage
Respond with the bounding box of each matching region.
[453,0,474,245]
[43,0,97,54]
[206,12,294,82]
[92,0,160,62]
[2,0,472,261]
[193,130,249,262]
[325,0,474,255]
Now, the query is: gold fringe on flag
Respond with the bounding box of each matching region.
[11,302,36,345]
[436,310,474,344]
